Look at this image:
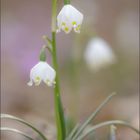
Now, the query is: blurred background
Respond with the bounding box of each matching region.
[1,0,139,139]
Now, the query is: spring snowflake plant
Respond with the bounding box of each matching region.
[1,0,139,140]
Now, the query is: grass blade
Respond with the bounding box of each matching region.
[110,125,117,140]
[1,114,48,140]
[66,124,80,140]
[1,127,34,140]
[72,92,116,140]
[65,116,76,137]
[77,120,140,140]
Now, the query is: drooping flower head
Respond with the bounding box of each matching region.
[28,61,56,87]
[57,4,83,33]
[84,37,117,71]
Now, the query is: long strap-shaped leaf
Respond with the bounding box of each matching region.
[72,92,116,140]
[1,114,48,140]
[1,127,34,140]
[77,120,140,140]
[66,124,80,140]
[110,125,117,140]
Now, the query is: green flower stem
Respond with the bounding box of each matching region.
[52,0,66,140]
[39,46,47,61]
[52,32,66,140]
[52,0,57,32]
[64,0,70,5]
[66,124,80,140]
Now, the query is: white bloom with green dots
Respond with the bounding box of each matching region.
[57,4,83,33]
[28,61,56,87]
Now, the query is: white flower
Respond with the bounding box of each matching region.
[57,4,83,33]
[84,37,117,71]
[28,61,56,87]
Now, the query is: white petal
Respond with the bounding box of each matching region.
[57,15,73,33]
[62,24,72,33]
[27,80,33,86]
[73,25,81,33]
[30,62,46,84]
[64,5,83,25]
[42,63,56,86]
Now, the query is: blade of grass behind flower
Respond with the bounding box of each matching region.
[77,120,140,140]
[72,92,116,140]
[1,127,34,140]
[110,125,117,140]
[66,124,80,140]
[1,114,48,140]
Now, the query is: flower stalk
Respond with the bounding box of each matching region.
[52,0,66,140]
[64,0,70,5]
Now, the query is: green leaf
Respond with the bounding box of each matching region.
[66,124,80,140]
[1,127,34,140]
[65,115,76,137]
[77,120,140,140]
[72,92,116,140]
[1,114,48,140]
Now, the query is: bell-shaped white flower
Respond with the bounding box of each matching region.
[84,37,117,71]
[57,4,83,33]
[28,61,56,87]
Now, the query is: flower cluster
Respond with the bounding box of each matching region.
[28,4,83,87]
